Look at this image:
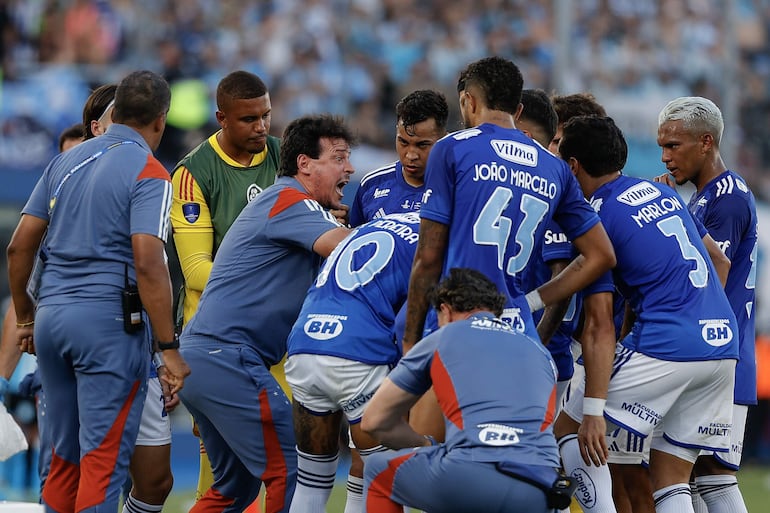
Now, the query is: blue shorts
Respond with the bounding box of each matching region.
[35,301,148,513]
[364,445,551,513]
[180,340,296,513]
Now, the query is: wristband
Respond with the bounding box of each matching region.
[583,397,606,417]
[156,333,180,351]
[525,290,545,312]
[16,320,34,328]
[153,352,164,369]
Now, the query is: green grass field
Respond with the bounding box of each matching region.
[163,464,770,512]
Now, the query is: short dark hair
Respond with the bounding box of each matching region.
[457,57,523,115]
[216,70,268,110]
[559,116,628,178]
[112,71,171,127]
[82,84,117,139]
[429,268,506,317]
[520,89,558,144]
[278,114,357,177]
[58,123,84,151]
[551,93,606,124]
[396,89,449,136]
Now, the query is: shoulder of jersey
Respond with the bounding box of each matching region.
[445,127,484,142]
[713,173,751,198]
[359,161,399,188]
[374,211,421,225]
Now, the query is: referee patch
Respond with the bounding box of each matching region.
[183,202,201,223]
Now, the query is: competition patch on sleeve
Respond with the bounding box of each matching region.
[182,202,201,223]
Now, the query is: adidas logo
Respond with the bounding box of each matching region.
[373,188,390,199]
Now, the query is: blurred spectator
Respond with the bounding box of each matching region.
[0,0,770,196]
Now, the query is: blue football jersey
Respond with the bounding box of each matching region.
[516,219,579,379]
[349,161,424,227]
[287,212,420,365]
[590,175,738,361]
[688,171,758,404]
[420,123,601,336]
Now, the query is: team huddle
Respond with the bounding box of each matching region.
[4,55,757,513]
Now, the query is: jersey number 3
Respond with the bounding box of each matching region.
[657,216,708,288]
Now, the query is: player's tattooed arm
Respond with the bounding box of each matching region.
[403,218,448,354]
[537,259,571,345]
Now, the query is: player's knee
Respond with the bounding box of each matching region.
[131,467,174,503]
[349,449,364,477]
[131,474,173,504]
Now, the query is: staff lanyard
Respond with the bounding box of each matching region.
[48,140,137,216]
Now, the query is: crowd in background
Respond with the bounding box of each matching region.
[2,0,770,195]
[2,0,770,504]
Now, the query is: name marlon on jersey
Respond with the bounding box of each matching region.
[631,195,684,228]
[473,161,557,199]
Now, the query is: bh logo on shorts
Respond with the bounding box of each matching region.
[699,319,734,347]
[303,314,346,340]
[477,423,522,446]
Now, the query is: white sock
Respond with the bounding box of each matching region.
[343,474,364,513]
[654,483,693,513]
[357,444,389,461]
[122,493,163,513]
[288,448,339,513]
[691,480,709,513]
[695,474,748,513]
[557,434,617,513]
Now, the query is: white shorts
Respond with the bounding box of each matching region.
[607,426,650,465]
[135,376,172,446]
[562,347,735,455]
[700,403,748,470]
[285,354,390,423]
[565,358,649,465]
[561,349,583,412]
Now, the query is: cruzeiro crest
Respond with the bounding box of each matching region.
[247,184,263,202]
